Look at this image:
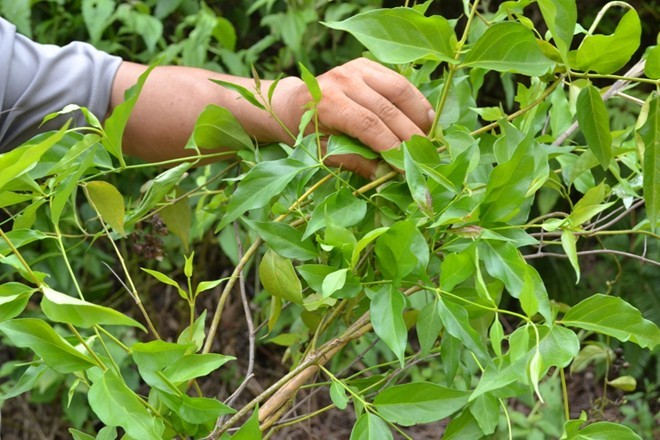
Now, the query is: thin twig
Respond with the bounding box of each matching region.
[587,200,645,233]
[524,249,659,266]
[225,222,256,408]
[552,59,647,146]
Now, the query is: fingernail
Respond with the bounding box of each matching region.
[427,109,436,124]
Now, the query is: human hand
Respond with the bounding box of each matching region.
[271,58,434,178]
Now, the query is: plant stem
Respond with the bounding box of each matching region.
[560,367,571,421]
[0,227,40,285]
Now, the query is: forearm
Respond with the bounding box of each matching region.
[109,62,302,162]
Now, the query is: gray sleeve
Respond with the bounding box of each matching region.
[0,17,123,152]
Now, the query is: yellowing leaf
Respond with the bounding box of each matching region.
[86,181,126,235]
[259,249,303,304]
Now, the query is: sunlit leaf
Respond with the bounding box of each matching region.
[574,9,641,74]
[462,22,554,76]
[323,8,457,64]
[85,181,126,235]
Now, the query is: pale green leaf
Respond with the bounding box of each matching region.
[644,43,660,79]
[330,381,349,410]
[564,421,642,439]
[0,123,69,192]
[561,230,580,283]
[0,282,35,323]
[437,298,489,362]
[322,269,348,298]
[160,198,192,251]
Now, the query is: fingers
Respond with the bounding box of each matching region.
[315,58,434,152]
[324,152,380,180]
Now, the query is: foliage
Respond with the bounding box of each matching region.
[1,0,659,439]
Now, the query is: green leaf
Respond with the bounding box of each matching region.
[41,286,146,331]
[562,294,660,349]
[577,85,612,170]
[0,282,35,322]
[164,353,235,383]
[210,79,265,110]
[437,298,489,362]
[563,421,642,440]
[417,299,443,356]
[326,135,379,160]
[81,0,115,44]
[88,370,165,440]
[193,105,254,151]
[0,123,69,192]
[639,93,659,231]
[350,412,393,440]
[462,22,554,76]
[141,268,187,299]
[538,0,576,60]
[303,188,367,240]
[370,286,407,365]
[442,409,484,440]
[322,269,348,298]
[561,230,580,283]
[329,381,349,410]
[350,227,389,268]
[103,65,156,166]
[375,221,429,284]
[373,382,470,426]
[299,62,322,104]
[575,9,641,74]
[538,325,580,374]
[85,181,126,235]
[126,162,192,225]
[232,408,262,440]
[259,249,303,304]
[217,158,304,231]
[323,8,457,64]
[244,219,318,261]
[566,183,614,227]
[645,43,660,79]
[0,318,96,373]
[178,310,207,351]
[481,241,552,321]
[479,142,535,224]
[607,375,637,392]
[403,143,432,214]
[179,394,235,424]
[469,393,499,435]
[440,249,475,291]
